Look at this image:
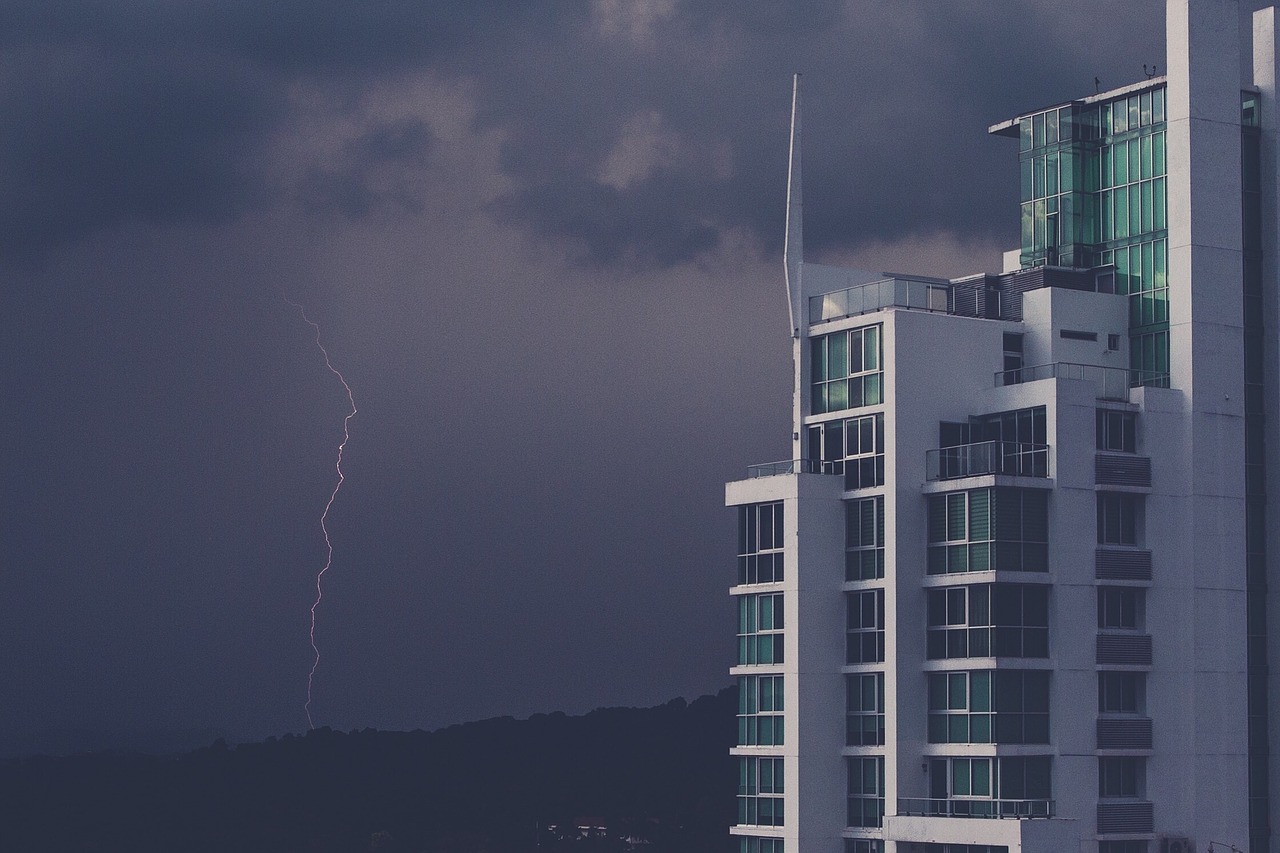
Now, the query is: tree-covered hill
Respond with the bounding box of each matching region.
[0,689,736,853]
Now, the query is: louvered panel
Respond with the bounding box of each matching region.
[1096,549,1152,581]
[1096,454,1153,487]
[1097,801,1154,833]
[1097,633,1153,666]
[1097,717,1153,750]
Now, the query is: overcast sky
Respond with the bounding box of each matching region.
[0,0,1224,752]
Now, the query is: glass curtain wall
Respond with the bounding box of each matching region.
[1017,85,1169,383]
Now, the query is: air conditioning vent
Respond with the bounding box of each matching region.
[1096,453,1153,487]
[1096,548,1152,581]
[1097,632,1153,666]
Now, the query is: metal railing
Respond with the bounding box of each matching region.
[925,441,1049,480]
[896,798,1055,819]
[746,459,830,478]
[809,277,952,324]
[995,362,1169,401]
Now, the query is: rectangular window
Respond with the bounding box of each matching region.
[847,672,885,746]
[1098,671,1144,714]
[740,838,785,853]
[926,584,1049,659]
[738,756,784,826]
[931,757,1049,811]
[1096,410,1137,452]
[846,589,885,664]
[738,675,784,746]
[1098,756,1144,798]
[1097,587,1141,630]
[846,496,885,581]
[847,756,885,828]
[1003,333,1024,375]
[951,757,992,797]
[811,325,883,415]
[844,841,885,853]
[737,593,784,665]
[738,502,785,585]
[997,756,1052,800]
[808,413,885,489]
[966,406,1048,446]
[928,670,1049,744]
[1097,493,1140,545]
[928,488,1048,574]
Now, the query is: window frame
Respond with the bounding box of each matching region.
[846,588,886,664]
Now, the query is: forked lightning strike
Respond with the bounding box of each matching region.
[286,298,357,730]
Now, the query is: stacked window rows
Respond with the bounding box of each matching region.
[925,469,1053,812]
[812,325,890,835]
[734,503,786,844]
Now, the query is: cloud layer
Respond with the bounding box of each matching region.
[0,0,1214,748]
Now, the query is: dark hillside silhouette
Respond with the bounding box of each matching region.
[0,690,735,853]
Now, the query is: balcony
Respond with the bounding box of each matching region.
[809,276,952,324]
[896,798,1055,819]
[995,362,1169,401]
[926,441,1049,481]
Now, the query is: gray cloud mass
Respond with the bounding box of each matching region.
[1,0,1229,751]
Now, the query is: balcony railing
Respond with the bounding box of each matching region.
[995,362,1169,401]
[926,441,1049,481]
[896,798,1055,819]
[809,277,952,324]
[746,458,833,478]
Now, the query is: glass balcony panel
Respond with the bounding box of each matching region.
[925,441,1050,480]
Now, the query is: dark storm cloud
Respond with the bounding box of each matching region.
[0,43,278,259]
[0,0,1190,269]
[296,118,435,218]
[0,0,549,261]
[8,0,1257,754]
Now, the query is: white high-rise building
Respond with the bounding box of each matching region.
[728,2,1280,851]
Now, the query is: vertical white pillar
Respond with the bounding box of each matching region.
[1163,0,1250,844]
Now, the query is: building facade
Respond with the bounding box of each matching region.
[727,2,1280,851]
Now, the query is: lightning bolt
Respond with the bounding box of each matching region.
[286,297,357,731]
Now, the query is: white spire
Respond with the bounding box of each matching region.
[784,73,803,337]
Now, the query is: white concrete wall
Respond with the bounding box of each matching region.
[1165,0,1251,845]
[1021,287,1129,370]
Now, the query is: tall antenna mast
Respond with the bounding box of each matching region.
[784,73,803,337]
